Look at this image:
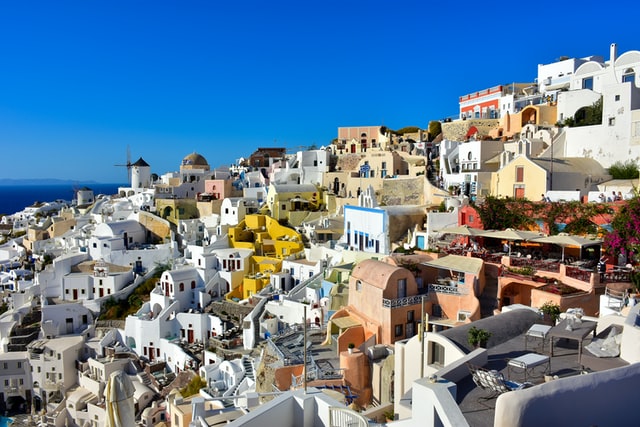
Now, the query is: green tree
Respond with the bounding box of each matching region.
[608,160,639,179]
[180,375,207,397]
[428,121,442,142]
[396,126,421,135]
[565,97,602,127]
[472,196,534,230]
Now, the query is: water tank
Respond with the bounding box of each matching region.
[367,344,389,360]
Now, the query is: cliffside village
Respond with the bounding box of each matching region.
[1,42,640,427]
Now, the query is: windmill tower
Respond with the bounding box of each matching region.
[131,157,151,189]
[114,146,133,185]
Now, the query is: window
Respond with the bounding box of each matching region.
[622,68,635,83]
[395,324,403,337]
[582,77,593,90]
[356,280,362,291]
[17,362,21,368]
[397,278,407,298]
[407,310,414,322]
[609,117,616,126]
[615,95,621,101]
[515,166,524,182]
[428,341,445,366]
[457,311,471,322]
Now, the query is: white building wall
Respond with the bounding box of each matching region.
[63,274,92,301]
[176,312,208,343]
[343,205,389,254]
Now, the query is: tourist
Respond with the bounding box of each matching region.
[598,256,607,282]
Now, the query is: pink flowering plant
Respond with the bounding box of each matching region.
[604,193,640,262]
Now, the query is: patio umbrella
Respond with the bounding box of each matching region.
[480,228,545,256]
[438,225,487,237]
[437,224,487,248]
[530,233,603,261]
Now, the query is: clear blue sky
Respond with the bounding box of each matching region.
[0,1,636,183]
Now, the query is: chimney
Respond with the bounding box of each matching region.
[610,43,617,63]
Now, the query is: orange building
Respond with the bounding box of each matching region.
[329,259,424,348]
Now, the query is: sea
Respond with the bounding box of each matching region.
[0,183,125,216]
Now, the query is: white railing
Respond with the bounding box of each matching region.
[328,407,369,427]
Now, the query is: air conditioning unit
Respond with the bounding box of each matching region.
[457,311,471,322]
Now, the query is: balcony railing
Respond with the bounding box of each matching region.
[428,284,468,296]
[605,269,632,283]
[382,295,425,308]
[565,266,594,282]
[328,407,369,427]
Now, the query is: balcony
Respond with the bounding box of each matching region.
[382,295,426,308]
[428,284,469,296]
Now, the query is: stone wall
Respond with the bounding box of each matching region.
[138,211,172,243]
[441,119,501,141]
[380,177,425,206]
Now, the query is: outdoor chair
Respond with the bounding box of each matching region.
[467,363,532,400]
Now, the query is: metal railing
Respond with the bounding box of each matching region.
[428,284,468,296]
[382,294,425,308]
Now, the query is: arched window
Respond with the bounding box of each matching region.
[191,281,196,289]
[623,68,635,84]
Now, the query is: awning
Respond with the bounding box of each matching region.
[422,254,483,275]
[332,316,361,330]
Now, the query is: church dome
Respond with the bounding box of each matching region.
[181,152,210,170]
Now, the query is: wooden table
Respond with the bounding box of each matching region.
[548,319,597,358]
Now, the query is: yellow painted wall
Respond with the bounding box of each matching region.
[491,156,547,199]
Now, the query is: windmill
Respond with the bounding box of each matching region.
[114,146,132,185]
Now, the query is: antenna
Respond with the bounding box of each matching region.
[114,145,132,184]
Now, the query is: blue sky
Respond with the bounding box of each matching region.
[0,1,636,183]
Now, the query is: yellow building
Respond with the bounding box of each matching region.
[491,154,610,199]
[227,214,303,300]
[155,198,199,226]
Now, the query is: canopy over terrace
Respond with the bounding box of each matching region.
[480,228,547,255]
[530,234,603,261]
[438,225,488,237]
[422,254,484,275]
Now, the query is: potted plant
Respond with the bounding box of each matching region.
[539,301,561,325]
[348,342,355,354]
[468,326,492,348]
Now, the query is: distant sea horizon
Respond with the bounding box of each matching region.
[0,182,125,216]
